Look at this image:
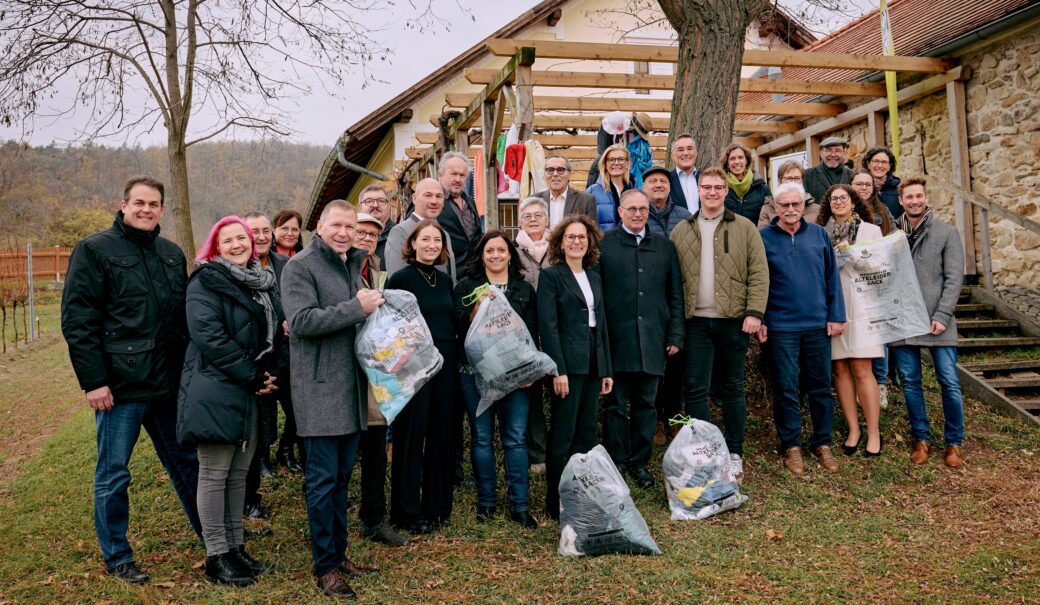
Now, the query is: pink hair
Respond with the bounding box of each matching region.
[195,215,258,263]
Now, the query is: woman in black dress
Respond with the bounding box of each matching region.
[385,220,460,534]
[537,214,613,521]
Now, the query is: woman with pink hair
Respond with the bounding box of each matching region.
[177,216,285,586]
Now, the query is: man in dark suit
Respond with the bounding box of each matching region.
[536,155,597,230]
[598,189,684,489]
[667,133,700,213]
[437,151,483,270]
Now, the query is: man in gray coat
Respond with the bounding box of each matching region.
[889,177,966,469]
[281,201,385,599]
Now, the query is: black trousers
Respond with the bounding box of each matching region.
[525,380,548,465]
[390,339,459,526]
[683,317,750,456]
[602,372,660,470]
[655,352,685,424]
[546,336,600,520]
[359,424,388,527]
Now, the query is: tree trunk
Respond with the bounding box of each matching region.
[166,134,195,256]
[659,0,770,171]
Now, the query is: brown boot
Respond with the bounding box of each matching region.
[944,445,964,469]
[813,445,839,472]
[339,558,378,577]
[783,447,805,475]
[317,570,356,599]
[910,440,931,465]
[653,422,667,446]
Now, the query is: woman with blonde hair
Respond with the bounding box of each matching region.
[586,143,633,232]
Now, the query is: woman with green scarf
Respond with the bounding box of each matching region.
[720,143,772,224]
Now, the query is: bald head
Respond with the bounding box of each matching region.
[412,178,445,220]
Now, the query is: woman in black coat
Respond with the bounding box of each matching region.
[536,214,614,521]
[385,220,460,535]
[177,216,284,587]
[455,230,539,529]
[721,142,773,223]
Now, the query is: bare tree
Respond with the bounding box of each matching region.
[0,0,442,254]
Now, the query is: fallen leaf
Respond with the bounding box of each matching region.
[766,529,784,540]
[192,560,205,569]
[156,473,170,481]
[155,581,176,589]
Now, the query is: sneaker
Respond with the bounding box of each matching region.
[362,521,408,547]
[729,453,744,485]
[878,384,889,410]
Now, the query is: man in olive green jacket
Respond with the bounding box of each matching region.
[670,166,769,484]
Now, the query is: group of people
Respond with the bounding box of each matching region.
[60,129,966,599]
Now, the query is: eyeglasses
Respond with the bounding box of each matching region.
[520,212,546,221]
[356,230,379,240]
[868,158,891,166]
[828,194,852,203]
[361,198,390,207]
[606,157,628,164]
[775,201,804,209]
[620,206,649,215]
[779,175,802,183]
[852,181,874,187]
[565,234,588,242]
[545,167,570,174]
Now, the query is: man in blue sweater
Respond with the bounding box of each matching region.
[757,183,846,475]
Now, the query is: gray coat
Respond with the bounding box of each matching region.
[383,213,456,282]
[899,215,964,347]
[280,236,370,438]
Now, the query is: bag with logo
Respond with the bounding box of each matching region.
[662,419,747,521]
[355,289,443,424]
[558,445,661,556]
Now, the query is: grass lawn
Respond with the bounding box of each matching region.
[1,307,1039,603]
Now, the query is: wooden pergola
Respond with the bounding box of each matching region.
[397,38,969,258]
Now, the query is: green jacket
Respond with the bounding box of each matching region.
[670,209,769,320]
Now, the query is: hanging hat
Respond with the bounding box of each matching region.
[601,111,630,136]
[630,112,654,140]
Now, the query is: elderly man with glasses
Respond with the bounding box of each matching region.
[357,185,395,265]
[535,155,597,230]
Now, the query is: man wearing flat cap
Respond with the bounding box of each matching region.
[803,136,853,203]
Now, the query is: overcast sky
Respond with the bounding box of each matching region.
[0,0,876,148]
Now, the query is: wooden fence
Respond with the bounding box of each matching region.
[0,247,73,282]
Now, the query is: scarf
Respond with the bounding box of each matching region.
[899,208,932,250]
[819,163,849,189]
[211,256,277,360]
[825,213,862,248]
[515,229,548,263]
[726,170,754,200]
[626,136,653,188]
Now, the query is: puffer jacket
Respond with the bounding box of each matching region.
[177,262,286,447]
[724,173,773,224]
[670,209,770,320]
[647,201,692,238]
[586,179,633,232]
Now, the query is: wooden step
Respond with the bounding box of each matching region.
[987,376,1040,389]
[955,303,995,314]
[1014,399,1040,412]
[957,337,1040,349]
[957,319,1020,330]
[962,359,1040,373]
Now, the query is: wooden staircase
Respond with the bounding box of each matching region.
[955,285,1040,426]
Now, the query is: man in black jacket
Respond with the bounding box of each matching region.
[437,152,483,270]
[61,176,202,585]
[598,189,684,489]
[803,136,853,203]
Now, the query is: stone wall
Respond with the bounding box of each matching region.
[772,24,1040,291]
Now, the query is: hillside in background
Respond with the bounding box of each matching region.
[0,140,328,248]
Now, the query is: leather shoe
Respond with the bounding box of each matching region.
[339,558,378,577]
[258,454,274,478]
[244,503,269,520]
[631,466,654,489]
[782,447,805,475]
[317,570,356,599]
[108,561,149,584]
[813,445,839,472]
[910,440,931,465]
[362,521,408,547]
[944,445,964,469]
[510,510,539,529]
[476,505,496,522]
[394,520,432,535]
[231,545,271,576]
[205,552,255,587]
[277,447,303,474]
[653,421,667,446]
[427,516,451,531]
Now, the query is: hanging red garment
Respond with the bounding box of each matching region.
[503,144,527,181]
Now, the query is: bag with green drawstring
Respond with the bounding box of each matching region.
[662,416,747,520]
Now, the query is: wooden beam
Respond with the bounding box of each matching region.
[514,114,800,133]
[867,111,886,147]
[756,66,969,155]
[415,131,763,149]
[465,68,887,97]
[483,91,506,230]
[445,93,845,117]
[946,79,978,278]
[486,39,955,73]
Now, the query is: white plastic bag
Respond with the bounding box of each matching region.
[355,289,443,424]
[662,420,747,521]
[558,445,661,557]
[463,286,556,416]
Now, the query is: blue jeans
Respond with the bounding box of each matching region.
[303,433,360,577]
[765,329,835,450]
[94,402,202,569]
[891,345,964,445]
[461,373,530,512]
[872,345,889,386]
